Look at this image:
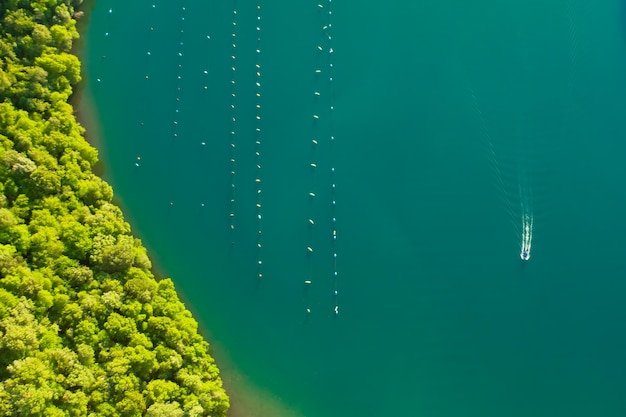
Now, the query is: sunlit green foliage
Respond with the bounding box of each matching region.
[0,1,229,416]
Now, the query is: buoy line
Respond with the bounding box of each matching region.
[325,0,340,316]
[228,4,238,242]
[254,2,264,279]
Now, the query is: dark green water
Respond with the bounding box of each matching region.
[81,1,626,416]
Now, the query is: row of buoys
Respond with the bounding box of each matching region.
[255,3,264,279]
[326,0,340,316]
[304,0,340,316]
[307,0,341,316]
[171,5,185,141]
[305,0,324,315]
[229,6,238,238]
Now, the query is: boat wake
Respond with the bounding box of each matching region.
[469,87,534,261]
[519,181,533,261]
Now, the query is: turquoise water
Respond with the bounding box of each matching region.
[81,1,626,416]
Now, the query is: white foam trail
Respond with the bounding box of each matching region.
[519,178,533,260]
[520,213,533,260]
[520,214,531,260]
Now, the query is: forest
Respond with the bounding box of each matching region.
[0,1,230,415]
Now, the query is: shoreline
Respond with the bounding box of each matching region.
[70,4,296,416]
[70,1,106,174]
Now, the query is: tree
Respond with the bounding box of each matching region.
[145,402,184,417]
[91,234,135,274]
[0,301,41,372]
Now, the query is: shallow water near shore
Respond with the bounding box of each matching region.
[81,1,626,416]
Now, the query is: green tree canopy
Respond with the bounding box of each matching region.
[0,1,229,416]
